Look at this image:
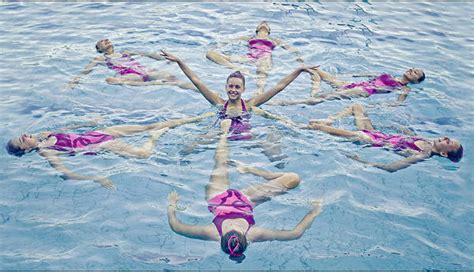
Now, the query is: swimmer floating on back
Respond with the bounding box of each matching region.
[206,21,304,96]
[273,103,463,172]
[6,112,214,189]
[69,39,196,91]
[270,67,425,106]
[167,119,321,262]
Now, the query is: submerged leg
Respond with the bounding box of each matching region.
[99,112,214,137]
[232,160,300,206]
[315,68,348,89]
[205,120,232,201]
[100,128,168,159]
[310,104,356,126]
[352,103,374,131]
[207,50,242,70]
[310,69,322,97]
[260,127,288,168]
[254,57,272,97]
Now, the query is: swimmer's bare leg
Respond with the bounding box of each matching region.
[315,88,368,100]
[314,68,348,89]
[98,112,214,137]
[145,72,199,92]
[205,120,232,201]
[230,160,300,206]
[310,104,355,126]
[99,128,168,159]
[352,103,375,131]
[310,69,322,97]
[180,130,219,156]
[254,56,272,97]
[206,50,250,75]
[251,107,303,128]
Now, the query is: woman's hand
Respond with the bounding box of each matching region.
[168,191,179,206]
[300,65,320,74]
[94,176,115,190]
[160,50,180,63]
[310,199,322,216]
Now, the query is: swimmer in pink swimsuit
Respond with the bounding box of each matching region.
[206,21,304,96]
[68,38,196,91]
[303,103,463,172]
[6,112,215,189]
[269,67,426,107]
[167,120,321,261]
[162,50,317,165]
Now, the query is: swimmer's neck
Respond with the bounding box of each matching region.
[397,76,410,85]
[255,29,270,39]
[103,47,115,55]
[227,98,244,108]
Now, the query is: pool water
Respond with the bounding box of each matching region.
[1,2,472,270]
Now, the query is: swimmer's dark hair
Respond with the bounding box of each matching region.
[227,71,246,86]
[6,139,26,157]
[447,144,463,163]
[418,71,425,83]
[256,21,270,34]
[221,230,247,263]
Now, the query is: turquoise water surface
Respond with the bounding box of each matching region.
[1,2,473,270]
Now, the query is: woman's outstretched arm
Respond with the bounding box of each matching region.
[248,65,319,107]
[69,56,105,89]
[39,149,115,189]
[273,38,304,63]
[397,86,412,102]
[161,50,224,106]
[167,191,216,241]
[249,200,321,242]
[349,153,429,173]
[122,50,165,61]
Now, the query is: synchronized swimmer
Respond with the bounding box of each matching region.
[167,120,321,261]
[5,20,465,263]
[7,113,214,189]
[69,39,196,91]
[206,21,303,96]
[270,67,425,106]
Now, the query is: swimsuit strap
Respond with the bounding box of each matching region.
[240,99,247,112]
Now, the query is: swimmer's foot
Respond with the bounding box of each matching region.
[227,159,250,174]
[220,119,232,133]
[150,127,170,139]
[309,119,333,126]
[310,199,322,216]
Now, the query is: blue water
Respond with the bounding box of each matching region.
[1,2,473,270]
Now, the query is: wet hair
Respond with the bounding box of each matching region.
[226,71,246,87]
[256,21,270,34]
[6,139,26,157]
[95,40,101,52]
[220,230,247,262]
[417,71,425,83]
[447,144,463,162]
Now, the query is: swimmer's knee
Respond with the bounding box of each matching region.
[283,172,300,189]
[106,77,121,85]
[135,149,152,159]
[352,103,364,111]
[206,50,219,60]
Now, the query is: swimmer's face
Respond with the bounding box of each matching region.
[403,68,424,83]
[433,136,461,156]
[256,21,271,34]
[96,39,113,53]
[12,134,38,152]
[226,77,245,101]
